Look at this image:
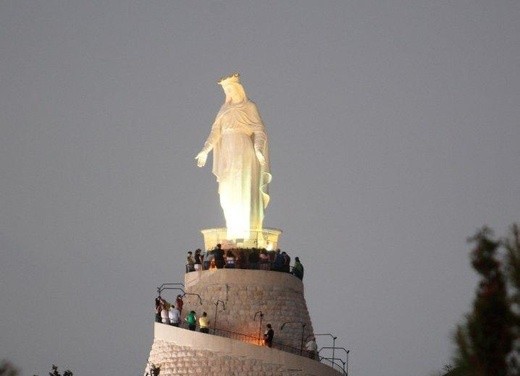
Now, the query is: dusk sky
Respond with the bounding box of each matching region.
[1,1,519,375]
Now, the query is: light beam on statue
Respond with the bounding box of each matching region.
[196,73,272,241]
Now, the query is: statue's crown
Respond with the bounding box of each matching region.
[218,73,240,86]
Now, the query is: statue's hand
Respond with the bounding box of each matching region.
[255,149,266,166]
[195,151,208,167]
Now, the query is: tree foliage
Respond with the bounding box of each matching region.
[0,361,19,376]
[0,362,73,376]
[47,365,73,376]
[504,224,520,375]
[450,225,520,376]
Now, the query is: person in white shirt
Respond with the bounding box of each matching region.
[169,306,181,327]
[160,305,170,325]
[305,337,318,360]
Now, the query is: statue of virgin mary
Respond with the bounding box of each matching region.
[195,73,271,240]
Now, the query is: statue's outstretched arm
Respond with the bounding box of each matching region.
[195,120,220,167]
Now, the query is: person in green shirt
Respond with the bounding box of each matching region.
[292,257,304,280]
[185,310,197,331]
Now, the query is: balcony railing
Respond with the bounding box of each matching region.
[213,327,313,358]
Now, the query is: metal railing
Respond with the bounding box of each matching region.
[319,357,348,375]
[213,327,312,358]
[186,261,294,272]
[185,249,299,277]
[157,283,184,295]
[156,283,203,306]
[158,321,313,359]
[272,341,313,358]
[212,327,259,344]
[319,346,350,375]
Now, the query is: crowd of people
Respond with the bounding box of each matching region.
[155,295,272,341]
[155,295,212,333]
[185,245,305,280]
[155,295,184,327]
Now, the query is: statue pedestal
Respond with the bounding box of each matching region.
[201,227,282,250]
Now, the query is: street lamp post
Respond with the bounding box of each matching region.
[346,349,350,376]
[155,284,203,306]
[253,311,264,345]
[182,292,203,305]
[213,300,226,334]
[156,283,185,296]
[280,321,306,355]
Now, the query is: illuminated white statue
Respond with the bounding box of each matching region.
[195,73,271,240]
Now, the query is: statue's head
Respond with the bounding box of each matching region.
[218,73,247,104]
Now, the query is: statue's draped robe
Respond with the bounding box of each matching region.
[203,100,271,240]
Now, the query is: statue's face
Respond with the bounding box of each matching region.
[223,84,242,103]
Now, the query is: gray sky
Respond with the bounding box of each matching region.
[1,1,519,375]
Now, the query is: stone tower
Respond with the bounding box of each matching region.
[145,241,343,375]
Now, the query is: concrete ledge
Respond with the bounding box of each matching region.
[185,268,303,293]
[154,323,341,375]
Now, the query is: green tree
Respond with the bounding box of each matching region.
[452,227,515,376]
[0,362,73,376]
[47,365,73,376]
[0,360,19,376]
[505,224,520,375]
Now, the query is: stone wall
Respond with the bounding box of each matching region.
[145,324,341,376]
[182,269,314,350]
[147,340,294,375]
